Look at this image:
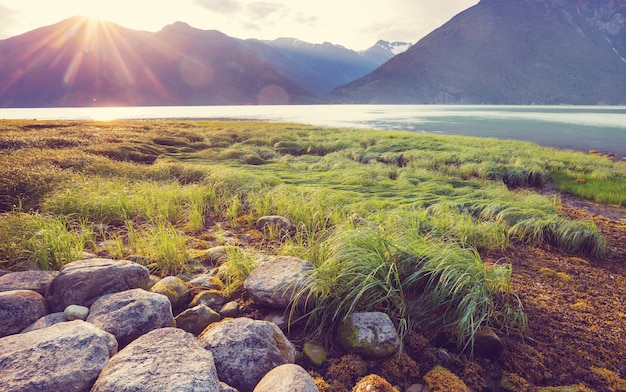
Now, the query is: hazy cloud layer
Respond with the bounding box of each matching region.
[0,3,17,38]
[195,0,241,15]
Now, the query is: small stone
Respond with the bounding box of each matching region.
[64,304,89,321]
[406,384,426,392]
[353,374,397,392]
[175,304,221,336]
[436,348,452,364]
[219,301,240,318]
[149,276,190,310]
[190,290,227,309]
[337,312,400,359]
[256,216,294,234]
[264,310,289,330]
[474,327,503,359]
[253,364,318,392]
[303,341,327,366]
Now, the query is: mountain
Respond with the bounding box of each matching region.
[242,38,410,95]
[0,17,316,107]
[329,0,626,105]
[359,40,413,66]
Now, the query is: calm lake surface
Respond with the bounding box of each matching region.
[1,105,625,158]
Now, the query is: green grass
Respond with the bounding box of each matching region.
[0,119,623,352]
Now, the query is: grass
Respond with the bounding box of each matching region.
[0,119,623,352]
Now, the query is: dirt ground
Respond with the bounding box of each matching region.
[233,192,626,391]
[303,193,626,391]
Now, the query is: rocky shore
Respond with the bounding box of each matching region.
[0,247,472,391]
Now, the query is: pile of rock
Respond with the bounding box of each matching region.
[1,212,499,392]
[0,255,420,392]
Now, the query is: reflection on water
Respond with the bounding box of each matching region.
[1,105,625,157]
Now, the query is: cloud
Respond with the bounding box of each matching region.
[195,0,241,15]
[0,3,17,38]
[246,2,283,19]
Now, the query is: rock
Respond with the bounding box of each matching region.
[303,341,328,366]
[436,348,453,364]
[21,312,67,333]
[175,304,221,336]
[253,364,318,392]
[264,309,289,330]
[198,317,296,392]
[219,300,240,318]
[423,366,470,392]
[45,258,149,312]
[149,275,190,310]
[64,304,89,320]
[256,215,294,234]
[203,246,230,265]
[190,289,228,309]
[0,290,47,338]
[337,312,400,359]
[244,256,313,308]
[0,320,117,392]
[353,374,398,392]
[473,327,503,359]
[220,382,240,392]
[92,327,220,392]
[87,288,175,348]
[189,274,225,292]
[145,274,161,290]
[0,270,59,295]
[406,384,426,392]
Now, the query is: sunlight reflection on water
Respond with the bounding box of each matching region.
[1,105,625,157]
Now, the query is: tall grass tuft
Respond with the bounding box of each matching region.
[294,227,526,354]
[0,212,92,270]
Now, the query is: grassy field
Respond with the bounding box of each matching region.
[1,119,624,353]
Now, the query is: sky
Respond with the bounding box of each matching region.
[0,1,478,50]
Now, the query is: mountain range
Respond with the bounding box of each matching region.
[0,17,408,107]
[2,0,626,107]
[330,0,626,105]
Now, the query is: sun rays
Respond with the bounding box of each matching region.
[0,16,170,107]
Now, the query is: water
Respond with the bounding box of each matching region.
[1,105,625,158]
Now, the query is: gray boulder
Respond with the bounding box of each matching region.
[244,256,313,308]
[92,327,220,392]
[0,290,47,338]
[45,258,149,312]
[21,312,67,333]
[0,320,117,392]
[0,270,59,295]
[337,311,400,359]
[198,317,296,392]
[175,304,221,336]
[253,364,318,392]
[87,288,174,348]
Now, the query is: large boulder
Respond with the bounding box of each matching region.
[0,290,47,338]
[0,270,59,295]
[87,288,174,348]
[21,312,67,333]
[45,258,149,312]
[198,317,296,392]
[92,327,220,392]
[337,312,400,359]
[244,256,313,308]
[0,320,117,392]
[253,364,318,392]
